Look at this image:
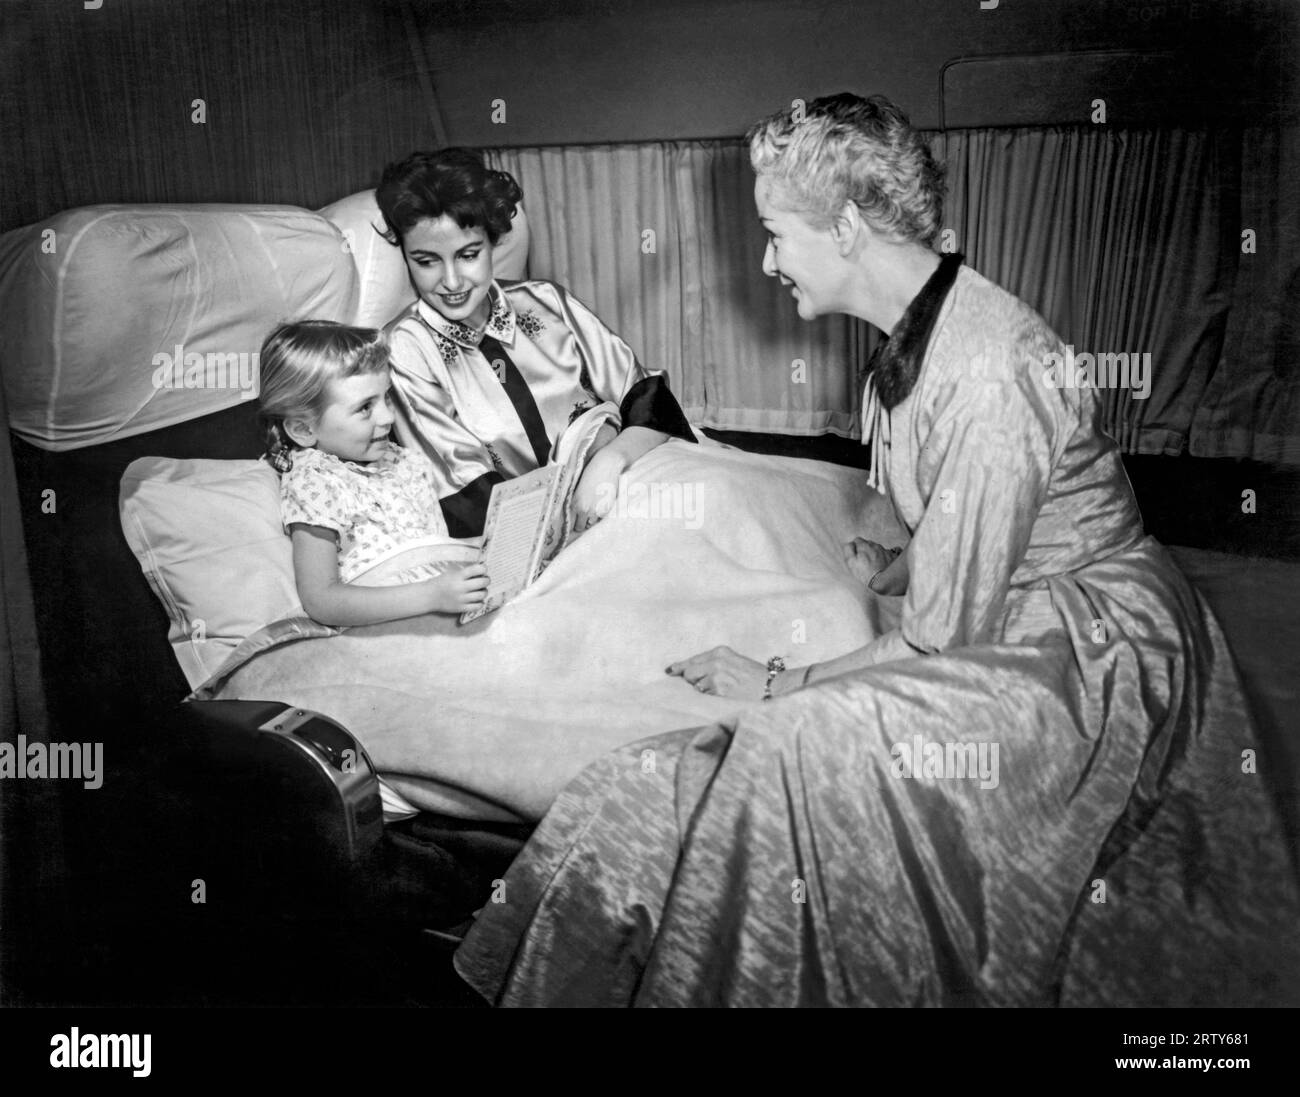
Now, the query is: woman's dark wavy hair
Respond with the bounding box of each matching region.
[375,148,523,247]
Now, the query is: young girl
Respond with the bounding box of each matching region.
[259,320,488,626]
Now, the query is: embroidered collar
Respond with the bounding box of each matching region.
[415,281,516,349]
[869,252,963,411]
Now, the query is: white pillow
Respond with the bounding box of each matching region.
[0,204,359,451]
[119,456,305,689]
[318,189,531,328]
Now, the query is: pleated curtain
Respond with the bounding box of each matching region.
[1189,124,1300,464]
[488,143,870,437]
[0,0,1293,457]
[492,126,1297,460]
[934,126,1238,457]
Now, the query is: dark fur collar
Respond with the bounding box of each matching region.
[869,253,963,410]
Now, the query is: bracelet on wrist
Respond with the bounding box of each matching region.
[762,656,786,702]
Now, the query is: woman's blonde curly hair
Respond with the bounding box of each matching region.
[747,92,945,247]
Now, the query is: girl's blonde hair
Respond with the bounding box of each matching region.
[257,320,390,472]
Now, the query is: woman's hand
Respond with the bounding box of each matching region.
[425,563,490,613]
[844,537,907,594]
[571,423,676,532]
[572,446,625,531]
[666,646,767,699]
[844,537,894,581]
[586,420,619,456]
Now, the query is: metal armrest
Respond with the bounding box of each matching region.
[159,700,529,932]
[165,699,384,868]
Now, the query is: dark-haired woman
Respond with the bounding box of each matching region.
[377,148,695,537]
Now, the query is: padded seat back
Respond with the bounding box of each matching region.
[12,402,263,744]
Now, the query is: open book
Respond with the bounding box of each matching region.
[460,403,621,624]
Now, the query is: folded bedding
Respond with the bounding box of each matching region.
[194,441,907,820]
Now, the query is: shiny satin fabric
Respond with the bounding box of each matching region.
[386,279,654,497]
[452,267,1300,1006]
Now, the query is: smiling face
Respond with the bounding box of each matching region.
[401,215,495,328]
[292,370,395,464]
[754,175,846,321]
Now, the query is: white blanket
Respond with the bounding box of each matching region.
[202,441,906,820]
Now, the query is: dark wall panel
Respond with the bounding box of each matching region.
[414,0,1295,144]
[0,0,1292,232]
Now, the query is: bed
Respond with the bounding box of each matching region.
[181,437,906,821]
[0,194,543,966]
[4,193,1296,1007]
[0,192,909,971]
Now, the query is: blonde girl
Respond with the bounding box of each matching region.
[259,320,487,625]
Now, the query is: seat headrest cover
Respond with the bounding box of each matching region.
[0,204,359,451]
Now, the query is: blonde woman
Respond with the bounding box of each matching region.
[452,94,1296,1007]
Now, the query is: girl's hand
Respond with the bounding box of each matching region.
[666,646,767,699]
[572,447,625,531]
[426,563,490,613]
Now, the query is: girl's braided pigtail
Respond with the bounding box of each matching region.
[264,419,295,474]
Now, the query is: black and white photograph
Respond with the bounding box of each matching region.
[0,0,1296,1065]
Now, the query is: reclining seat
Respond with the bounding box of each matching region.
[0,194,534,1005]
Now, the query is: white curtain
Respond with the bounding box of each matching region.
[487,143,868,437]
[491,126,1296,461]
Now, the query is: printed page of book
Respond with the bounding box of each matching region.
[459,464,558,624]
[536,403,622,572]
